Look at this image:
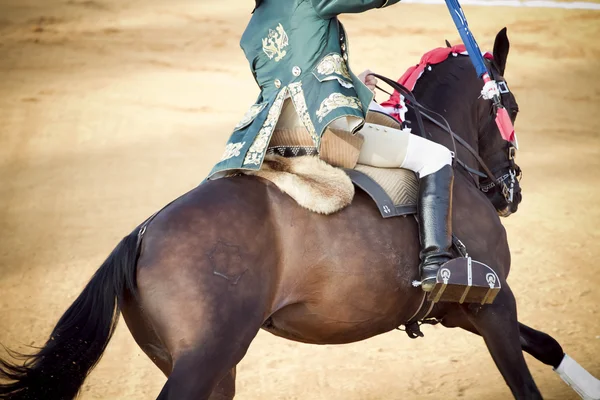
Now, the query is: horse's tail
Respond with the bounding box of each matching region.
[0,228,141,400]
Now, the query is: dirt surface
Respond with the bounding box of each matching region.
[1,0,599,399]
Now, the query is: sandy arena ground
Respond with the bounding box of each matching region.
[1,0,599,399]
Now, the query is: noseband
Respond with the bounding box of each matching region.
[372,73,518,205]
[479,129,522,204]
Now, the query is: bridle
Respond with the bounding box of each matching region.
[477,64,522,205]
[478,111,522,204]
[371,72,520,205]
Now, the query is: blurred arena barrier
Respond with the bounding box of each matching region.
[402,0,600,10]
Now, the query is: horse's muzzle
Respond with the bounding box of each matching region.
[498,182,522,217]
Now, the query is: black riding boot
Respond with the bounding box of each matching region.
[418,165,454,292]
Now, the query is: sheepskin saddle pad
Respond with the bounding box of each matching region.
[243,155,418,217]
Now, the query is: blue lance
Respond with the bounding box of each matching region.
[444,0,515,143]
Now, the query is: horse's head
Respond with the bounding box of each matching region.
[385,28,523,216]
[476,28,522,217]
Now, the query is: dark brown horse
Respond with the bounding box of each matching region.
[2,29,597,400]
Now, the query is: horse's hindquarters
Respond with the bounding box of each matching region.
[133,177,281,361]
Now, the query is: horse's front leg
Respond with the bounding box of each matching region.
[462,284,543,399]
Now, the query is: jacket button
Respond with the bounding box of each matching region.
[341,43,346,51]
[292,66,301,76]
[274,79,281,88]
[343,53,348,61]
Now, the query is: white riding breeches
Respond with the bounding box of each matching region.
[274,98,452,178]
[357,101,452,178]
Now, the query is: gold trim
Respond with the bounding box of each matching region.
[220,141,246,161]
[262,23,289,62]
[339,22,350,58]
[459,286,472,304]
[432,283,448,303]
[316,93,362,123]
[243,88,287,166]
[234,102,268,131]
[288,82,319,147]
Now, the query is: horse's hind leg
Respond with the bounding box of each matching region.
[121,290,241,399]
[445,309,600,399]
[121,291,173,376]
[138,252,270,400]
[463,286,543,399]
[159,365,237,400]
[519,323,600,400]
[148,279,264,400]
[210,368,236,400]
[518,323,564,368]
[157,338,247,400]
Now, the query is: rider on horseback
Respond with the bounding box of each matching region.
[209,0,468,295]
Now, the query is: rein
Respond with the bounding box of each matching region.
[371,73,514,202]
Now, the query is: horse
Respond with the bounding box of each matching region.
[1,28,596,400]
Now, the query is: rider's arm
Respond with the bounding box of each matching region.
[311,0,401,18]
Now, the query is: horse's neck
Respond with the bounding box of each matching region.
[412,60,483,164]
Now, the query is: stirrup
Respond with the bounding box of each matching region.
[424,257,501,304]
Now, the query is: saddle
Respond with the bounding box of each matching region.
[259,110,419,217]
[242,110,500,305]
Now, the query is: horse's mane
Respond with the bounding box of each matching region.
[410,54,487,110]
[413,47,501,93]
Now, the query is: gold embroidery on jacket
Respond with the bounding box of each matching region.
[289,82,319,146]
[316,93,362,123]
[316,54,351,80]
[262,23,289,62]
[234,103,267,131]
[243,88,287,166]
[220,142,246,161]
[333,78,354,89]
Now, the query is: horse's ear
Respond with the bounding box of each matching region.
[493,27,510,75]
[445,39,452,48]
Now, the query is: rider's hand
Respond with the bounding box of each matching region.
[358,69,377,94]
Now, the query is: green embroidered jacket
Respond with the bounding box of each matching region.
[208,0,401,179]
